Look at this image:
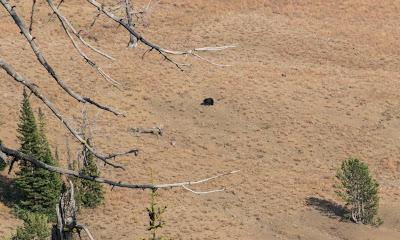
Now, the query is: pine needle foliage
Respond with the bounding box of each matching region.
[335,158,382,226]
[14,90,62,218]
[77,140,104,208]
[11,212,50,240]
[146,189,167,240]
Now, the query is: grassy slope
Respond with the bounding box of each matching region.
[1,0,400,239]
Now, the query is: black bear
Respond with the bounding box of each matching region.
[201,98,214,106]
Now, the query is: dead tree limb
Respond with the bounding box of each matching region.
[182,185,225,194]
[0,143,239,192]
[0,150,7,164]
[47,0,64,22]
[88,0,234,55]
[29,0,37,33]
[0,0,236,191]
[0,2,238,237]
[76,225,96,240]
[88,2,124,28]
[85,0,235,68]
[47,0,115,61]
[125,0,138,48]
[47,0,120,87]
[0,0,123,116]
[52,180,94,240]
[141,0,154,14]
[130,126,163,136]
[0,59,137,169]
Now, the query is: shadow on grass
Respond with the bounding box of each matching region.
[305,196,347,219]
[0,173,18,207]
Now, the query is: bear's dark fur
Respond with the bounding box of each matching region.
[201,98,214,106]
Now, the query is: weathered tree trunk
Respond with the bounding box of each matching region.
[52,180,77,240]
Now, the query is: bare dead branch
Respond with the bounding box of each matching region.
[78,106,102,141]
[8,158,17,174]
[130,127,163,136]
[1,0,237,198]
[1,150,17,174]
[56,0,64,10]
[0,59,137,169]
[80,107,91,140]
[191,52,232,67]
[109,1,125,12]
[62,26,120,87]
[182,185,225,195]
[89,11,102,28]
[47,0,120,87]
[193,46,236,52]
[88,1,125,28]
[55,204,63,238]
[85,0,235,68]
[103,149,139,159]
[47,0,64,22]
[76,225,96,240]
[29,0,37,33]
[142,0,153,13]
[53,180,79,240]
[1,2,238,237]
[0,149,7,163]
[125,0,138,48]
[0,0,123,116]
[134,0,159,29]
[66,136,73,170]
[48,0,115,61]
[0,143,238,191]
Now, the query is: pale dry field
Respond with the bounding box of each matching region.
[1,0,400,239]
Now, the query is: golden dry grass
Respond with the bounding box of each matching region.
[1,0,400,239]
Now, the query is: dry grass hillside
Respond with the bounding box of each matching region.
[1,0,400,239]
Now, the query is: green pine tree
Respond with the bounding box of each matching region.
[146,189,167,240]
[78,140,104,208]
[14,90,62,218]
[11,212,50,240]
[335,158,382,225]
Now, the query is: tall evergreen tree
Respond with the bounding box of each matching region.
[16,89,41,158]
[15,89,62,218]
[78,139,104,208]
